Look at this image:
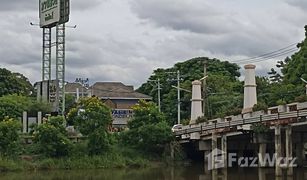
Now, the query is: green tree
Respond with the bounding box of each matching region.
[0,68,33,97]
[137,57,242,123]
[121,100,173,155]
[67,97,113,155]
[0,94,31,120]
[0,117,21,157]
[32,116,72,157]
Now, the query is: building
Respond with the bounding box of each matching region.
[65,82,152,127]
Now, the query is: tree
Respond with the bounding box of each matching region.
[0,117,21,157]
[0,94,52,120]
[0,68,33,97]
[67,97,113,155]
[121,100,173,155]
[281,26,307,85]
[0,94,31,120]
[32,116,72,157]
[137,57,242,123]
[67,97,112,134]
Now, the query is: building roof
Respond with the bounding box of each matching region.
[90,82,151,100]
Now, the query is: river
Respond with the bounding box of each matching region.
[0,164,306,180]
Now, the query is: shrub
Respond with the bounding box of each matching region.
[33,116,72,157]
[0,117,21,157]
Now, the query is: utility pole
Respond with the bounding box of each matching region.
[203,60,207,117]
[177,70,181,124]
[157,78,161,112]
[148,79,161,112]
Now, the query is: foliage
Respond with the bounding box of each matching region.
[32,116,72,157]
[0,117,21,157]
[196,116,207,124]
[128,100,165,129]
[88,128,115,155]
[0,94,31,120]
[281,26,307,85]
[67,97,112,134]
[137,57,242,124]
[0,68,33,97]
[251,123,269,133]
[67,97,113,155]
[252,102,268,112]
[65,94,76,114]
[295,95,307,102]
[122,100,173,155]
[0,94,51,120]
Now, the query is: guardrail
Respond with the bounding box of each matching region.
[174,109,307,136]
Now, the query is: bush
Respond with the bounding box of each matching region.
[88,128,114,155]
[0,117,21,157]
[33,116,72,157]
[252,102,268,112]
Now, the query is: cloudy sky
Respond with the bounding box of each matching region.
[0,0,306,87]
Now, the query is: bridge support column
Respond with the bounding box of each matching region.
[211,133,218,177]
[221,135,227,179]
[275,125,282,177]
[286,125,293,176]
[258,143,267,167]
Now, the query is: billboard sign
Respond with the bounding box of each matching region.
[39,0,60,28]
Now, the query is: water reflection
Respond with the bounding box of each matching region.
[0,166,306,180]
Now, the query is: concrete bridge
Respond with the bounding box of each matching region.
[173,64,307,177]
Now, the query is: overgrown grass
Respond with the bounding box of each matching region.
[0,146,149,172]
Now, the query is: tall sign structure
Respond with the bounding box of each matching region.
[39,0,70,114]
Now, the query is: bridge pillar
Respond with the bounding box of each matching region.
[286,125,293,176]
[258,143,267,167]
[211,133,218,177]
[221,135,228,178]
[275,125,282,176]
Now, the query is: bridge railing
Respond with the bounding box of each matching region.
[174,109,307,136]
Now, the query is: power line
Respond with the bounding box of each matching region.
[236,48,298,64]
[232,42,298,63]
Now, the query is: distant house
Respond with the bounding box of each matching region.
[65,82,152,127]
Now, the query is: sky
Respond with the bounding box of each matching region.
[0,0,306,88]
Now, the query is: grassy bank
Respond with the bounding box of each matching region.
[0,152,149,172]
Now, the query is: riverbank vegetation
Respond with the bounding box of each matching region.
[0,97,175,172]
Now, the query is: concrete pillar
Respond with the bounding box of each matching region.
[258,143,267,167]
[211,133,218,177]
[204,151,210,174]
[190,80,203,124]
[37,111,42,125]
[275,125,282,176]
[242,64,257,114]
[221,135,228,178]
[22,111,27,133]
[286,125,293,176]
